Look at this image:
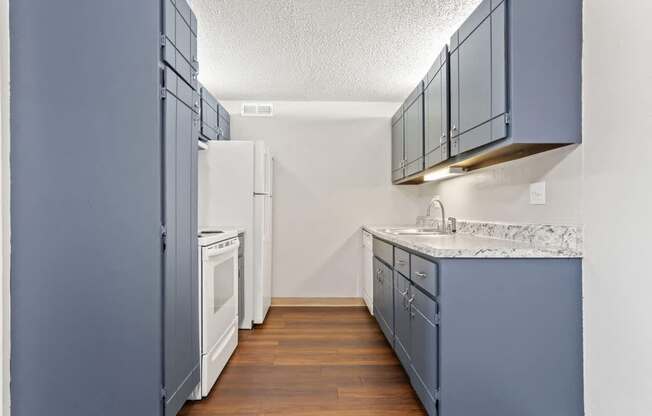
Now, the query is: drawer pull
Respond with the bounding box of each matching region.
[414,272,427,278]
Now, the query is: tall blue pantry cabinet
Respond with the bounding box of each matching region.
[10,1,199,415]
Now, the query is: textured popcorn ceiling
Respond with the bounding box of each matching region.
[193,0,482,102]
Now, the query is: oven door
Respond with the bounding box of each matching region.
[201,238,239,353]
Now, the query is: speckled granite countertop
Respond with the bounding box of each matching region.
[363,221,582,259]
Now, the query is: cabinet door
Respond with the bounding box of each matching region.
[391,116,404,181]
[424,70,442,158]
[425,69,445,169]
[162,0,198,89]
[373,258,384,322]
[490,1,508,142]
[394,272,412,372]
[458,16,491,137]
[163,92,200,416]
[403,94,424,176]
[454,0,507,155]
[381,262,394,341]
[373,258,394,344]
[440,56,449,162]
[410,288,438,416]
[449,48,460,156]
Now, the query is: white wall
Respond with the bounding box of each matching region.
[582,1,652,414]
[0,0,9,413]
[417,145,583,225]
[224,101,423,298]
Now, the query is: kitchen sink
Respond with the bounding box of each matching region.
[381,227,448,236]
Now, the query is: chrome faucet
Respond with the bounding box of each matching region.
[426,196,446,233]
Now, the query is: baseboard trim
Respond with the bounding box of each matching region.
[271,297,366,307]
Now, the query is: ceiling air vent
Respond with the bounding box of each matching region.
[241,103,274,117]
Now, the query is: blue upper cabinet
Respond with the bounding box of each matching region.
[403,83,425,177]
[163,0,199,89]
[450,0,581,159]
[200,84,219,141]
[450,0,506,156]
[391,106,405,182]
[218,103,231,140]
[394,0,582,184]
[424,47,450,170]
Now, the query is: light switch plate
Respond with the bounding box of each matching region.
[530,182,546,205]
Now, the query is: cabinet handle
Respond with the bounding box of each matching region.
[440,134,447,144]
[414,272,427,279]
[398,290,408,309]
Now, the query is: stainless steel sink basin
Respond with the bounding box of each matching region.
[381,227,448,236]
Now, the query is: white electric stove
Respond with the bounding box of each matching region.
[191,229,239,399]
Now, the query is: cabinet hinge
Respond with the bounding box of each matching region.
[434,313,441,326]
[160,86,167,99]
[504,113,512,125]
[160,387,167,401]
[161,225,167,252]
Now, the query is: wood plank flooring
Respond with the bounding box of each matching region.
[179,307,426,416]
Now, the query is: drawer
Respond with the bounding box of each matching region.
[411,284,437,319]
[410,254,438,297]
[373,238,393,267]
[394,247,409,277]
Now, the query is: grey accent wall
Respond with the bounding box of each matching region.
[10,1,163,415]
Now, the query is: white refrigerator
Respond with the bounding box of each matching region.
[198,140,273,328]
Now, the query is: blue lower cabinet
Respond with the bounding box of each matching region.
[375,241,583,416]
[393,272,412,373]
[410,287,439,416]
[373,257,394,346]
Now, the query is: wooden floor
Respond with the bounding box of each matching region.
[179,307,426,416]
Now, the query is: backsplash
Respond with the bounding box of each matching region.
[422,217,582,253]
[455,220,583,253]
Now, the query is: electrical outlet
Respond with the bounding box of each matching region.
[530,182,546,205]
